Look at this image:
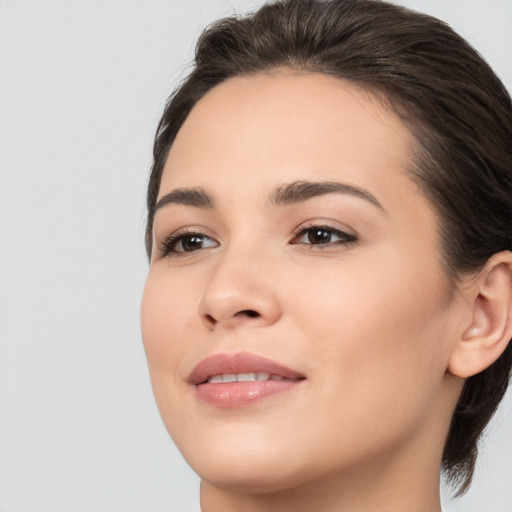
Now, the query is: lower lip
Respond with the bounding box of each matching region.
[194,380,302,408]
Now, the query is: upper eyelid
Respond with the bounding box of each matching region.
[168,229,214,242]
[157,226,217,243]
[293,220,357,236]
[292,225,357,243]
[296,225,353,235]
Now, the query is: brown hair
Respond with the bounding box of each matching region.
[145,0,512,495]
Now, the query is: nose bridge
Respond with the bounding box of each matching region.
[198,237,281,329]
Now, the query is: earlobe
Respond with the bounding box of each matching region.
[448,252,512,378]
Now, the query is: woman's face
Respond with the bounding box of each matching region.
[141,72,462,492]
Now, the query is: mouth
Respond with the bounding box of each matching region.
[205,372,291,383]
[188,351,305,408]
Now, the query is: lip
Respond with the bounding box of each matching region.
[188,351,305,408]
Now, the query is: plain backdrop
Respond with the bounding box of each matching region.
[0,1,511,511]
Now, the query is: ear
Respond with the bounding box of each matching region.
[448,251,512,378]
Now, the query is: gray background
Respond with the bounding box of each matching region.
[0,1,511,511]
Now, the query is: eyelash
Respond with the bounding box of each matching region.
[158,224,358,257]
[291,223,358,248]
[159,228,217,257]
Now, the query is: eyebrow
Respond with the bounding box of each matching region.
[270,180,384,211]
[154,188,214,212]
[153,180,384,214]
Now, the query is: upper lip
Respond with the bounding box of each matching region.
[187,351,305,385]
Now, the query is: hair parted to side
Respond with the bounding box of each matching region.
[146,0,512,495]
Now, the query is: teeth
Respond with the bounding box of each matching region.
[237,372,256,381]
[206,372,274,383]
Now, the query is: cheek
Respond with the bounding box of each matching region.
[142,266,201,345]
[140,269,209,447]
[284,254,452,416]
[263,260,454,472]
[140,270,198,402]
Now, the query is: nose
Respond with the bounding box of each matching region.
[197,247,282,331]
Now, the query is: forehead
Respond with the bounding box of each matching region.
[160,71,419,213]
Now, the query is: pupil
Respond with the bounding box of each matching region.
[183,236,203,251]
[308,229,330,244]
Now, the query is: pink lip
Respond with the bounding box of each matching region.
[188,351,305,408]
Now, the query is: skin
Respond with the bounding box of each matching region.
[141,71,472,512]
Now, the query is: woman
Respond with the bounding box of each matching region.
[141,0,512,510]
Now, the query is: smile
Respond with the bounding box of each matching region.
[206,372,289,383]
[188,352,305,408]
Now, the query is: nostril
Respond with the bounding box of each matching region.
[205,313,217,325]
[237,309,260,318]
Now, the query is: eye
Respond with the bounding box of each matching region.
[160,230,218,256]
[291,225,357,246]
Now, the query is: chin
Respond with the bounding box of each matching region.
[193,457,312,495]
[172,422,313,493]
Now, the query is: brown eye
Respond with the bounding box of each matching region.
[176,235,210,252]
[161,232,218,256]
[292,226,357,246]
[306,228,333,244]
